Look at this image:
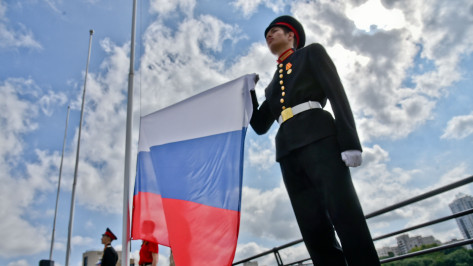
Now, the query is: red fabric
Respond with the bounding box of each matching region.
[132,188,241,266]
[132,192,170,246]
[139,241,159,265]
[163,198,240,266]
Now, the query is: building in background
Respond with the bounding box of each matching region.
[449,193,473,246]
[82,250,102,266]
[396,234,441,255]
[376,246,399,258]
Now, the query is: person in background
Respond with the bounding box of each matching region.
[100,228,118,266]
[138,240,159,266]
[249,15,380,265]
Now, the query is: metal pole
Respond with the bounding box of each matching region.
[49,106,70,260]
[65,30,93,266]
[122,0,137,265]
[365,175,473,219]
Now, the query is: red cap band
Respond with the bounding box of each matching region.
[105,231,114,239]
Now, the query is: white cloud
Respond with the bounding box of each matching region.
[441,112,473,139]
[71,235,94,246]
[0,80,52,257]
[198,15,247,52]
[346,0,406,32]
[39,90,67,116]
[278,243,311,264]
[234,242,274,265]
[0,77,74,259]
[0,78,38,158]
[0,1,41,50]
[138,14,248,115]
[7,259,29,266]
[149,0,196,18]
[240,184,300,241]
[247,137,275,170]
[226,42,275,81]
[231,0,286,17]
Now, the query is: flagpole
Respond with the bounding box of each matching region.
[49,106,70,261]
[122,0,137,265]
[65,29,94,266]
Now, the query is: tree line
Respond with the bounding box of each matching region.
[381,244,473,265]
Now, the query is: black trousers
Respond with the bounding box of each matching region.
[279,136,380,266]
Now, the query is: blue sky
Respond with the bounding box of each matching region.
[1,0,473,265]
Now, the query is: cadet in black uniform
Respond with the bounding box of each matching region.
[250,15,380,265]
[101,228,118,266]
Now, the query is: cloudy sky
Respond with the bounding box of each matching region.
[1,0,473,265]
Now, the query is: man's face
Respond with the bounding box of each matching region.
[265,26,294,54]
[101,234,111,245]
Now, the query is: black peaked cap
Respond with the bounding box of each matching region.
[264,15,306,49]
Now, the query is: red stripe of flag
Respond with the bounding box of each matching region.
[164,198,240,266]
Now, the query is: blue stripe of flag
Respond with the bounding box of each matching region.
[134,129,246,212]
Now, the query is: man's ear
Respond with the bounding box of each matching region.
[288,31,296,48]
[288,31,294,39]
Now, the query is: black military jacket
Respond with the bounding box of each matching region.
[250,43,362,161]
[101,245,118,266]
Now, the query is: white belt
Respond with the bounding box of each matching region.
[278,101,322,124]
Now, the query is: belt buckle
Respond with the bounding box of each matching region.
[281,107,293,122]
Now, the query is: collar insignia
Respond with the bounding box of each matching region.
[277,49,294,63]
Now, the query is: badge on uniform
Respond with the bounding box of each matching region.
[286,63,292,74]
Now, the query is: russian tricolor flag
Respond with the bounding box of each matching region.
[132,74,257,265]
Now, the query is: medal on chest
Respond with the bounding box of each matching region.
[286,62,292,74]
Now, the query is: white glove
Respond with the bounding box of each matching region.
[341,150,362,167]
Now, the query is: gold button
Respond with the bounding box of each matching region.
[279,69,283,73]
[279,80,283,85]
[287,69,292,74]
[279,64,283,68]
[282,91,285,96]
[282,106,286,110]
[279,74,283,79]
[280,98,284,103]
[281,86,285,90]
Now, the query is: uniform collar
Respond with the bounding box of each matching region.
[277,48,294,63]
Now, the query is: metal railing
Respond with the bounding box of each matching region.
[233,175,473,266]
